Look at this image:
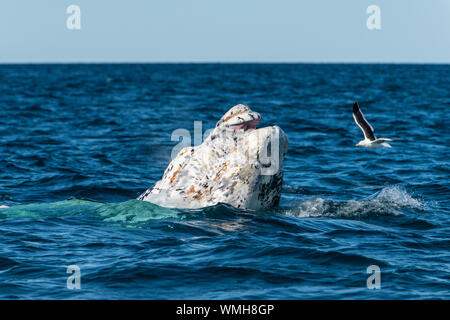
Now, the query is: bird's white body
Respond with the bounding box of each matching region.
[356,138,392,149]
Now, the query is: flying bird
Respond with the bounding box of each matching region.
[352,102,393,148]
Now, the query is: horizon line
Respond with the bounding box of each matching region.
[1,61,450,65]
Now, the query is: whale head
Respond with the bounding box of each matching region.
[215,104,262,131]
[139,104,289,210]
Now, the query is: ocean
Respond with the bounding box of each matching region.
[0,63,448,299]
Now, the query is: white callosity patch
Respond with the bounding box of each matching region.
[138,104,289,210]
[286,186,423,218]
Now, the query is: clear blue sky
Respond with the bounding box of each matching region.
[1,0,449,63]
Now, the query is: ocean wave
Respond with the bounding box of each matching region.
[96,200,180,223]
[284,186,423,218]
[1,186,424,222]
[0,198,180,221]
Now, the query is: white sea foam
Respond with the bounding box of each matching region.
[285,186,423,218]
[0,205,9,209]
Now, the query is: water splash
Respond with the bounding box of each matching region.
[285,186,423,218]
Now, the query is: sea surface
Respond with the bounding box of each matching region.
[0,64,448,299]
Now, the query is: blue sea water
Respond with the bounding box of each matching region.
[0,64,448,299]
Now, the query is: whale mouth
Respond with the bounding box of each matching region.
[231,118,261,131]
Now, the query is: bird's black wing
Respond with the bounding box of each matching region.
[352,102,376,141]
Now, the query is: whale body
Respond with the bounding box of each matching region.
[138,104,288,210]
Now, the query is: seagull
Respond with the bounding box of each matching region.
[352,102,393,148]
